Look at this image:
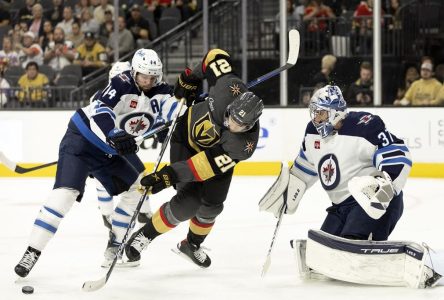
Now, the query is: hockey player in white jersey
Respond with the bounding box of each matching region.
[14,48,180,277]
[259,85,441,288]
[94,61,154,230]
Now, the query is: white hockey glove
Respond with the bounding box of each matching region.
[348,171,395,220]
[258,162,306,218]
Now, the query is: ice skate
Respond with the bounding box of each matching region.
[124,227,152,267]
[15,246,41,278]
[172,239,211,268]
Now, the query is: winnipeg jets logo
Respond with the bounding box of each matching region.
[229,83,242,96]
[120,112,154,136]
[357,114,373,125]
[244,141,255,153]
[318,154,341,190]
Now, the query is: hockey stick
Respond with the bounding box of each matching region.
[0,122,173,175]
[0,151,57,174]
[198,29,300,99]
[82,98,186,292]
[261,195,287,277]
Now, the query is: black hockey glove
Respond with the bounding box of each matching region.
[174,68,200,106]
[107,128,138,155]
[140,166,178,194]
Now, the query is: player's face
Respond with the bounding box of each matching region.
[135,73,157,91]
[226,115,248,133]
[311,109,329,126]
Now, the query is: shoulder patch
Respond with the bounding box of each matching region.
[357,114,373,125]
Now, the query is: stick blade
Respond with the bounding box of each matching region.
[82,277,106,292]
[287,29,300,65]
[261,256,271,277]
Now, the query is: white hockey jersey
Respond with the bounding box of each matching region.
[291,111,412,204]
[71,70,179,155]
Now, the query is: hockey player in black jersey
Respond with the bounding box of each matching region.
[125,49,264,268]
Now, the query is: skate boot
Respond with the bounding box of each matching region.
[15,246,41,277]
[175,239,211,268]
[137,212,153,224]
[101,231,120,268]
[423,266,442,288]
[102,215,112,230]
[125,227,152,266]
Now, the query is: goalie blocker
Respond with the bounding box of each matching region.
[292,229,442,288]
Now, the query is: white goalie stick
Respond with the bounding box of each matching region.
[81,97,186,292]
[0,121,173,175]
[261,194,287,277]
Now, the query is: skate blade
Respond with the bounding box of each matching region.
[171,248,207,269]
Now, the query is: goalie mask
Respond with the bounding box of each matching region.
[131,49,163,85]
[224,92,264,132]
[309,85,347,138]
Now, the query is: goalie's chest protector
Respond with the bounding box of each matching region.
[304,128,377,204]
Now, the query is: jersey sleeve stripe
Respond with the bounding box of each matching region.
[187,152,215,181]
[166,100,178,121]
[373,144,410,166]
[294,160,318,176]
[379,157,413,167]
[299,148,308,161]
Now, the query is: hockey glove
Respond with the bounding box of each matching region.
[152,120,169,143]
[140,165,178,194]
[348,171,395,220]
[174,68,200,106]
[107,128,138,155]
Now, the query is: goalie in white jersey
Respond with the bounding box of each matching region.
[259,85,441,288]
[14,49,180,278]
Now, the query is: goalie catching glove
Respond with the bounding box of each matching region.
[348,170,395,220]
[258,162,306,218]
[140,165,178,194]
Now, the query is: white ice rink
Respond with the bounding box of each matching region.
[0,176,443,300]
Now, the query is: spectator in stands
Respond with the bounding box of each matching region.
[0,58,11,107]
[44,27,76,72]
[394,62,442,106]
[56,6,76,36]
[16,0,35,25]
[394,66,419,104]
[17,61,49,106]
[435,85,444,106]
[80,8,100,36]
[346,61,373,106]
[75,0,94,20]
[45,0,64,27]
[28,3,45,38]
[98,9,113,40]
[0,36,20,67]
[106,16,135,58]
[127,4,151,46]
[434,64,444,84]
[274,0,303,49]
[303,0,335,32]
[18,31,44,68]
[174,0,198,21]
[352,0,383,54]
[0,2,11,27]
[311,54,337,86]
[93,0,114,25]
[39,20,54,51]
[387,0,401,30]
[74,31,108,76]
[67,21,84,48]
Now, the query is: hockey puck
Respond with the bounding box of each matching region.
[22,286,34,294]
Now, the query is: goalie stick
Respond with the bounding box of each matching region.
[0,121,173,175]
[82,98,186,292]
[198,29,300,99]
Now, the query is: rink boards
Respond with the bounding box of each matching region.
[0,107,443,178]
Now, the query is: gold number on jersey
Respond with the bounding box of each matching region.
[214,154,236,173]
[208,59,232,77]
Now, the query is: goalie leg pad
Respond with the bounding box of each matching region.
[305,229,439,288]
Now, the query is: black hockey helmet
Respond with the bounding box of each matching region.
[226,91,264,132]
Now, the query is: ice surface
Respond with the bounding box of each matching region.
[0,177,443,299]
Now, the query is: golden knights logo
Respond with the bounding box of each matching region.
[193,112,220,148]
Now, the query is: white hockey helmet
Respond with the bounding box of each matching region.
[109,61,131,81]
[309,85,348,138]
[131,49,163,84]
